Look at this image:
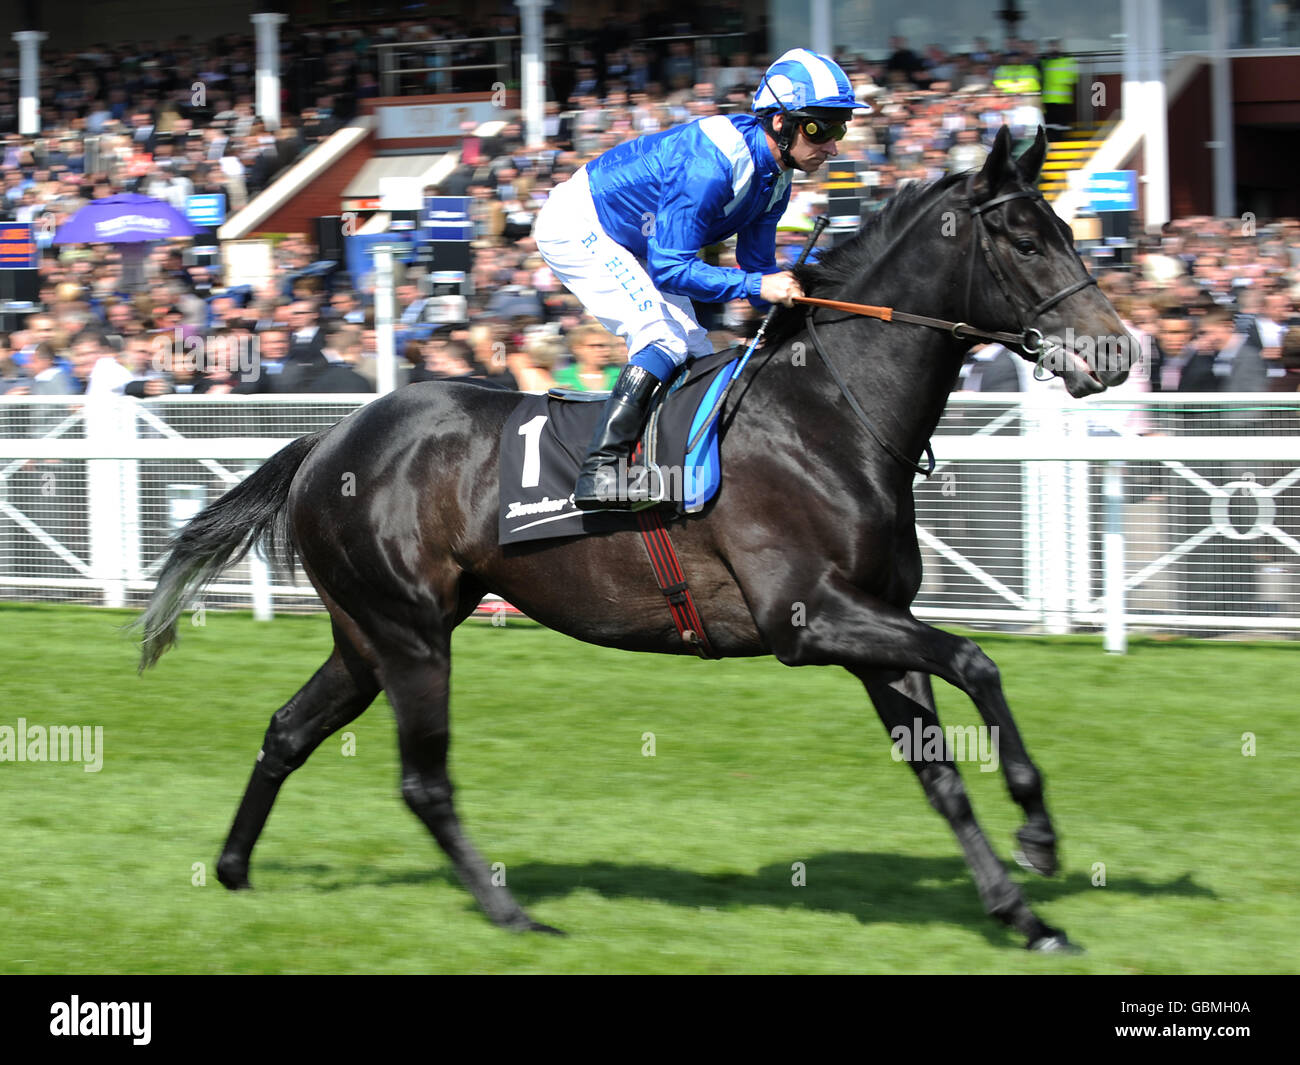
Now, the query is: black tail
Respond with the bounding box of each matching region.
[134,432,324,671]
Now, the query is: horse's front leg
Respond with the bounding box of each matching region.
[756,574,1075,951]
[856,668,1069,950]
[769,575,1059,871]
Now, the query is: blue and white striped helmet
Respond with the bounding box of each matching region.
[753,48,862,114]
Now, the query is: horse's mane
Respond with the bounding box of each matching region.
[766,170,968,347]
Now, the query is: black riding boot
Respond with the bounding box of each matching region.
[573,363,660,510]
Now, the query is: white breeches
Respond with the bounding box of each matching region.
[532,166,713,369]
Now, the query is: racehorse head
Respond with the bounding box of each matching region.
[966,126,1132,396]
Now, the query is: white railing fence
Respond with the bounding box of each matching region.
[2,392,1299,647]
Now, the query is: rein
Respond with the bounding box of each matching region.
[795,295,1041,352]
[794,175,1099,478]
[806,311,937,477]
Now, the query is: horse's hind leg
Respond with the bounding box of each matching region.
[381,636,561,934]
[857,669,1074,952]
[216,627,379,890]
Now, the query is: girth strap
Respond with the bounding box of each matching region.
[636,510,717,659]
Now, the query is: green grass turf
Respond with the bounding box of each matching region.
[1,602,1296,974]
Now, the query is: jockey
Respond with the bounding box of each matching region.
[534,48,863,510]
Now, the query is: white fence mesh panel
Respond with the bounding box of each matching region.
[0,396,366,611]
[2,392,1299,636]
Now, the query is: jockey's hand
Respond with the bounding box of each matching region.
[760,271,804,307]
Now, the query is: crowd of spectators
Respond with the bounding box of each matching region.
[1,15,1298,404]
[961,215,1300,407]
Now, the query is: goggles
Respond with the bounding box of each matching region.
[797,117,847,144]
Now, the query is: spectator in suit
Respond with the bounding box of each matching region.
[1251,289,1295,390]
[1178,308,1267,394]
[8,342,77,395]
[409,330,457,384]
[1221,316,1270,441]
[8,313,57,372]
[1178,311,1231,393]
[128,111,158,155]
[439,163,476,197]
[1155,312,1195,389]
[71,331,134,396]
[274,122,306,173]
[960,342,1025,392]
[191,330,243,395]
[1280,317,1300,392]
[349,325,409,390]
[116,335,169,398]
[306,325,375,393]
[328,290,367,325]
[207,293,242,330]
[236,327,290,393]
[885,37,927,89]
[409,337,479,384]
[396,282,431,326]
[485,269,544,322]
[264,303,325,392]
[286,300,327,363]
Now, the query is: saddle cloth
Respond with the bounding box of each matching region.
[498,348,738,546]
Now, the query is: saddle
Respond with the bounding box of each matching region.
[498,348,739,546]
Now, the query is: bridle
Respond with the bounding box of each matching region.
[963,175,1099,364]
[800,173,1099,476]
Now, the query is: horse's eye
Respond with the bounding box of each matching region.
[1014,239,1037,255]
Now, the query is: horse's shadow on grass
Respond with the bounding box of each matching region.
[259,851,1215,948]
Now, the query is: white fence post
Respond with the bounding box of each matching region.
[1024,388,1074,634]
[1103,460,1128,653]
[374,245,398,396]
[1067,405,1094,634]
[86,395,139,608]
[250,546,273,622]
[1022,393,1045,630]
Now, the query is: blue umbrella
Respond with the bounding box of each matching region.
[52,192,200,244]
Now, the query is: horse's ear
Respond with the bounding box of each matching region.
[971,125,1015,202]
[1015,126,1048,184]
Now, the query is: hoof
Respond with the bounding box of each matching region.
[1027,932,1084,954]
[1014,826,1058,877]
[216,857,251,891]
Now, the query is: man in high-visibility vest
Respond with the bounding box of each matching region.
[1041,38,1077,141]
[991,50,1041,96]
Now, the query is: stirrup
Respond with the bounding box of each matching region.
[575,458,662,511]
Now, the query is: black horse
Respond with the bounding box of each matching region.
[137,128,1128,951]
